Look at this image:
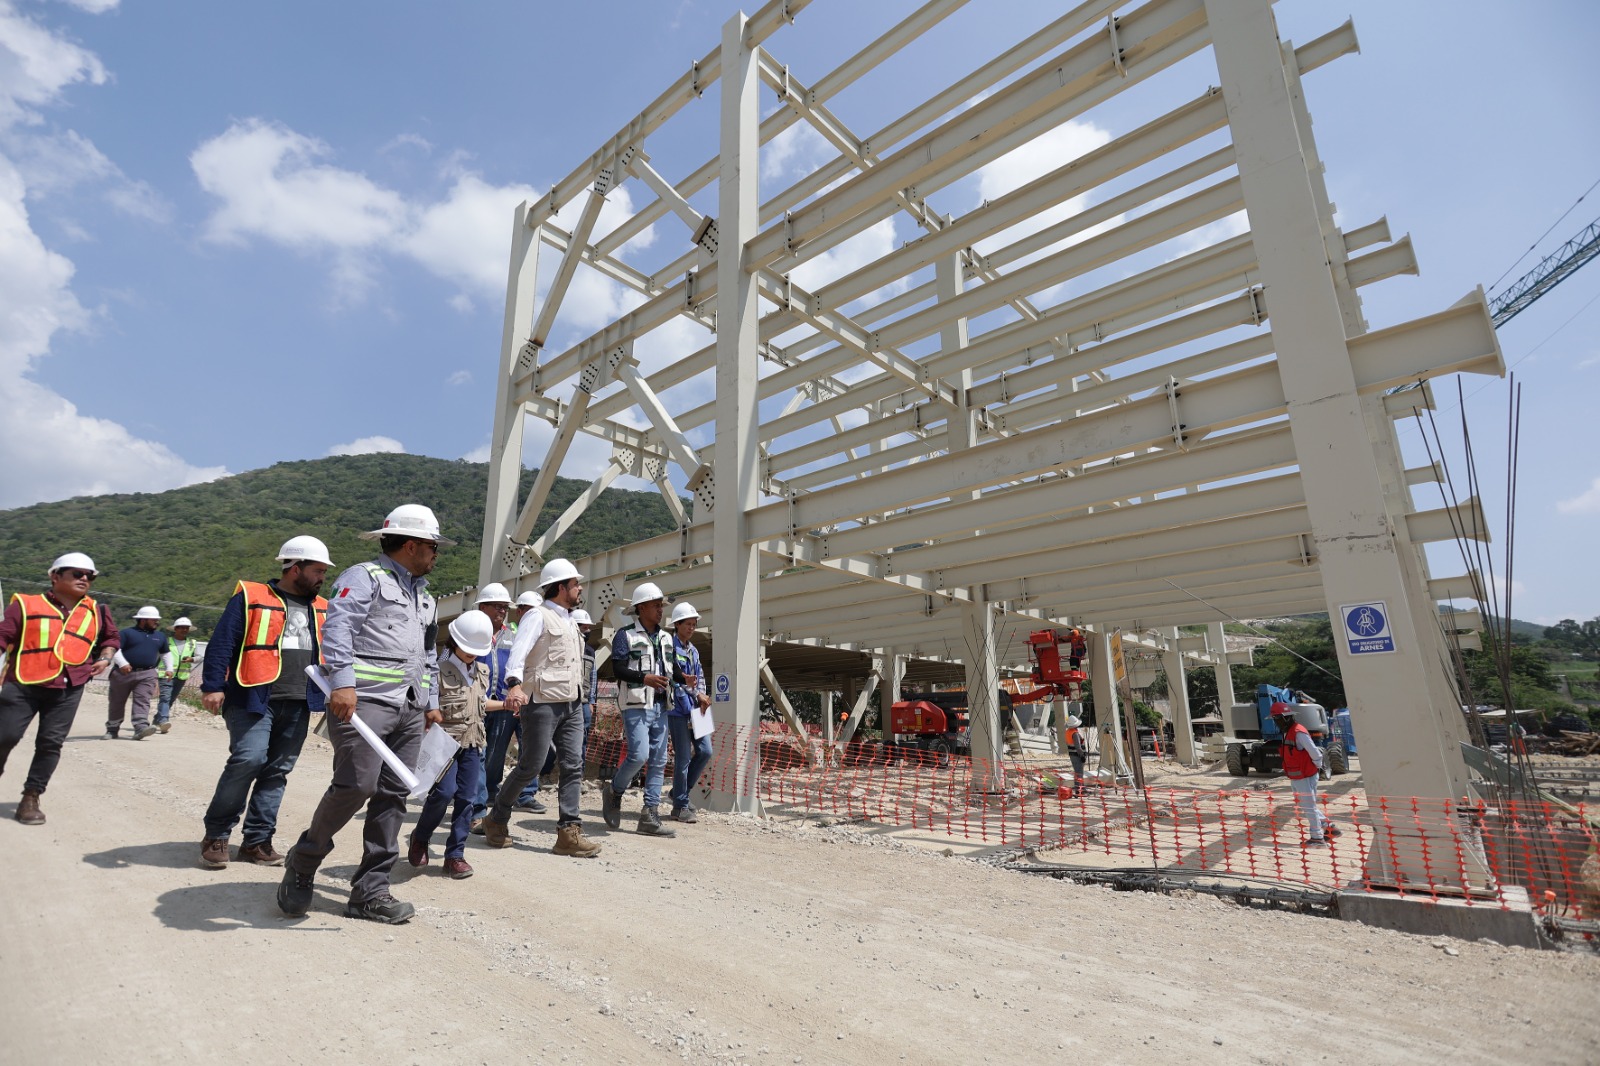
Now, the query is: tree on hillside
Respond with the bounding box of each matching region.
[1543,617,1600,659]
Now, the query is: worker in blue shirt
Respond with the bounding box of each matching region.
[106,606,169,740]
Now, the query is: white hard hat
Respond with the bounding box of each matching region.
[1067,715,1082,728]
[277,534,334,568]
[475,582,512,605]
[448,610,496,658]
[669,601,700,626]
[515,590,541,608]
[570,609,594,626]
[361,504,457,546]
[49,552,97,575]
[134,606,161,621]
[173,617,193,628]
[538,558,580,588]
[626,581,666,613]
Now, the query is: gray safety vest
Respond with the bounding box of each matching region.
[618,623,674,710]
[349,561,436,707]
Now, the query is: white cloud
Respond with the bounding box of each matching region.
[327,435,406,457]
[0,1,106,126]
[193,119,408,251]
[461,441,491,463]
[446,369,471,386]
[56,0,120,12]
[191,120,658,325]
[4,128,171,222]
[1557,477,1600,515]
[0,155,224,506]
[762,120,834,184]
[971,120,1116,283]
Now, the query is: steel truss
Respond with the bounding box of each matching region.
[463,0,1504,883]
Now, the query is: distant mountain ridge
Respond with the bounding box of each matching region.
[0,453,680,633]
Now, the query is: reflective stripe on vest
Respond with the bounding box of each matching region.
[234,581,328,687]
[12,593,99,685]
[164,636,198,680]
[1281,722,1318,779]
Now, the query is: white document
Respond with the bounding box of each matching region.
[408,725,461,799]
[303,667,422,791]
[304,664,331,696]
[691,703,715,740]
[349,712,420,792]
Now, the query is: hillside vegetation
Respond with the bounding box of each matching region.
[0,453,679,633]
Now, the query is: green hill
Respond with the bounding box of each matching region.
[0,453,680,634]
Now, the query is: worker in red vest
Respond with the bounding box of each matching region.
[197,536,332,870]
[1272,702,1340,847]
[0,553,120,825]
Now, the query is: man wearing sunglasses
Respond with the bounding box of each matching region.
[278,504,447,925]
[0,553,120,825]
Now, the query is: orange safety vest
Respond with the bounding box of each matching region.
[12,593,100,685]
[1280,721,1318,779]
[234,581,328,687]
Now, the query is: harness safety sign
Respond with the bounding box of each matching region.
[1340,602,1396,654]
[714,672,731,703]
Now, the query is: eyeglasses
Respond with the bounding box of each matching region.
[414,541,440,554]
[61,569,96,582]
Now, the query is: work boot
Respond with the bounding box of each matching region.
[443,857,474,879]
[345,894,414,924]
[407,832,430,868]
[637,805,676,837]
[102,730,118,740]
[238,840,285,866]
[469,817,485,836]
[514,796,547,814]
[200,837,230,868]
[134,724,159,741]
[552,823,602,858]
[602,786,623,830]
[277,853,315,917]
[157,722,171,734]
[481,814,512,849]
[16,790,44,826]
[671,804,698,824]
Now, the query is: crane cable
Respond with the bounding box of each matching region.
[1485,175,1600,296]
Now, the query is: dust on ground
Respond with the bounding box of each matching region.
[0,690,1595,1065]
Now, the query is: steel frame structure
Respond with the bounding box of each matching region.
[467,0,1505,889]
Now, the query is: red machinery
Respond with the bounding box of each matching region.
[1008,629,1087,703]
[885,630,1085,764]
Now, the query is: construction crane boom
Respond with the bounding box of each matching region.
[1489,216,1600,328]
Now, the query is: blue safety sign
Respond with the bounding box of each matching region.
[714,672,731,703]
[1340,602,1396,654]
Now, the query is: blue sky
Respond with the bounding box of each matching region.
[1,0,1597,625]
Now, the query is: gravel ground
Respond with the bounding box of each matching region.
[0,690,1596,1065]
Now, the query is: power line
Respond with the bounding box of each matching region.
[1158,578,1342,682]
[1486,175,1600,296]
[0,577,228,615]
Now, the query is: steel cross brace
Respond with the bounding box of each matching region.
[755,269,960,410]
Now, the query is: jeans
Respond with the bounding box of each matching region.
[667,713,712,811]
[612,704,669,808]
[492,701,584,826]
[202,700,311,846]
[156,676,187,724]
[1289,775,1326,841]
[289,700,424,903]
[413,745,483,861]
[474,710,537,817]
[0,680,87,794]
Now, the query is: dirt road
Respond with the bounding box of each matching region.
[1,690,1595,1065]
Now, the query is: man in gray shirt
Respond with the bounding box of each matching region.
[277,505,446,924]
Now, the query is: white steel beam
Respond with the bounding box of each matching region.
[482,201,541,585]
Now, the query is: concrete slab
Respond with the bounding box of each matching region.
[1336,884,1547,949]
